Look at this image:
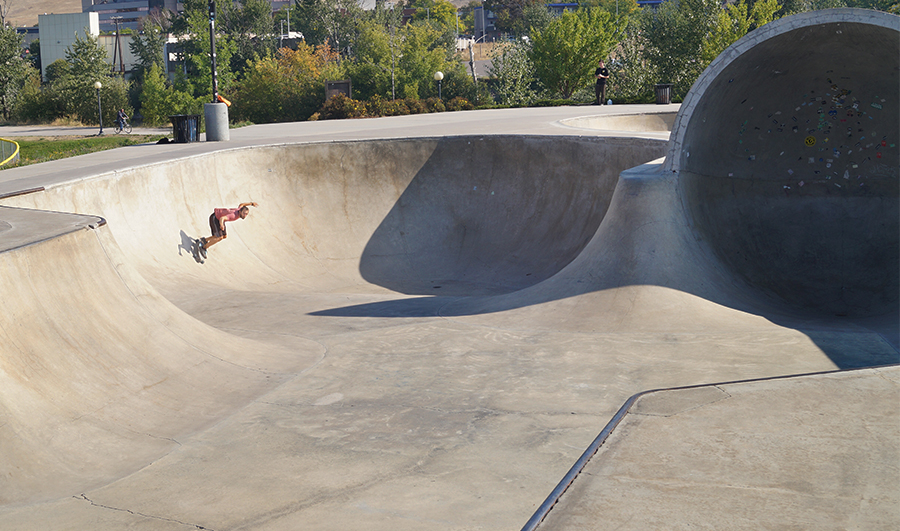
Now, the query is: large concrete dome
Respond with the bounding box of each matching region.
[667,9,899,316]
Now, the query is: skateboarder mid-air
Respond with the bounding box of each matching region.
[197,202,258,259]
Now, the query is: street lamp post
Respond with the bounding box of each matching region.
[93,81,103,135]
[434,71,443,100]
[208,0,218,102]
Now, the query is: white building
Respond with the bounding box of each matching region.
[38,12,139,81]
[38,13,100,81]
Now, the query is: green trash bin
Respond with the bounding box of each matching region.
[169,114,201,143]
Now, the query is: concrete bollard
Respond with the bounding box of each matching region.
[204,102,230,142]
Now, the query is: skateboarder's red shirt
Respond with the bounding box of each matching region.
[214,207,243,224]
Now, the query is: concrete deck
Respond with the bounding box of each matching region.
[541,366,900,531]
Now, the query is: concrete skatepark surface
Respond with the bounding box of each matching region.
[540,366,900,531]
[0,9,897,531]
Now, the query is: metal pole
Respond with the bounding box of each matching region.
[111,17,119,73]
[469,42,476,86]
[481,6,485,41]
[96,86,104,135]
[115,17,124,73]
[390,13,396,100]
[208,0,218,103]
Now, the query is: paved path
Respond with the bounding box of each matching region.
[0,125,172,137]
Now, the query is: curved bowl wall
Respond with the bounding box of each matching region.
[670,10,899,316]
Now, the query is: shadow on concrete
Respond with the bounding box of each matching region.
[314,12,900,370]
[354,135,661,296]
[311,143,899,369]
[178,229,203,263]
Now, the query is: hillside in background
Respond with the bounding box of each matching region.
[8,0,479,29]
[7,0,82,27]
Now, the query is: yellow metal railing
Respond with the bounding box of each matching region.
[0,138,20,167]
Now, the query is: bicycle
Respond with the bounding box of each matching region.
[114,120,133,134]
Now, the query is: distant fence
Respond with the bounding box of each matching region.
[0,138,19,168]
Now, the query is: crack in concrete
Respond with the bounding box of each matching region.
[76,494,216,530]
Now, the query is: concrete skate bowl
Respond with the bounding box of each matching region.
[668,9,899,318]
[559,112,677,133]
[0,135,667,504]
[356,136,671,296]
[6,135,665,301]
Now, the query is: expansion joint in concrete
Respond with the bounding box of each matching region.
[75,494,216,530]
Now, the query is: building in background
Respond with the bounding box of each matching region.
[81,0,181,32]
[15,27,40,48]
[38,13,100,80]
[38,12,139,81]
[472,6,498,42]
[546,3,578,16]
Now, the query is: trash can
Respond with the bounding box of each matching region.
[169,114,201,143]
[655,83,673,105]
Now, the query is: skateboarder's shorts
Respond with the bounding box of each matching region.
[209,213,226,237]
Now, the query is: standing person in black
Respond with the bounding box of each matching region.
[595,59,610,105]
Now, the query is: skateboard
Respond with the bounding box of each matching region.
[193,238,207,262]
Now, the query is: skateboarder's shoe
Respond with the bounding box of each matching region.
[198,238,208,259]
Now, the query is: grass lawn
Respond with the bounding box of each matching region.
[1,135,166,170]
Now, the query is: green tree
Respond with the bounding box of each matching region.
[529,8,622,99]
[345,16,469,102]
[484,0,541,36]
[44,59,70,84]
[57,32,129,125]
[488,39,536,106]
[639,0,718,98]
[582,0,641,18]
[511,2,552,37]
[703,0,779,63]
[0,25,34,120]
[344,20,395,101]
[396,23,457,100]
[27,39,41,71]
[404,0,459,30]
[66,32,110,82]
[139,62,170,125]
[294,0,363,55]
[11,68,48,123]
[130,8,172,81]
[231,43,343,123]
[606,21,654,103]
[458,1,479,35]
[224,0,276,73]
[172,0,236,100]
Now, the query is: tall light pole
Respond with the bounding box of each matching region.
[205,0,230,142]
[93,81,104,135]
[390,8,396,100]
[208,0,218,103]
